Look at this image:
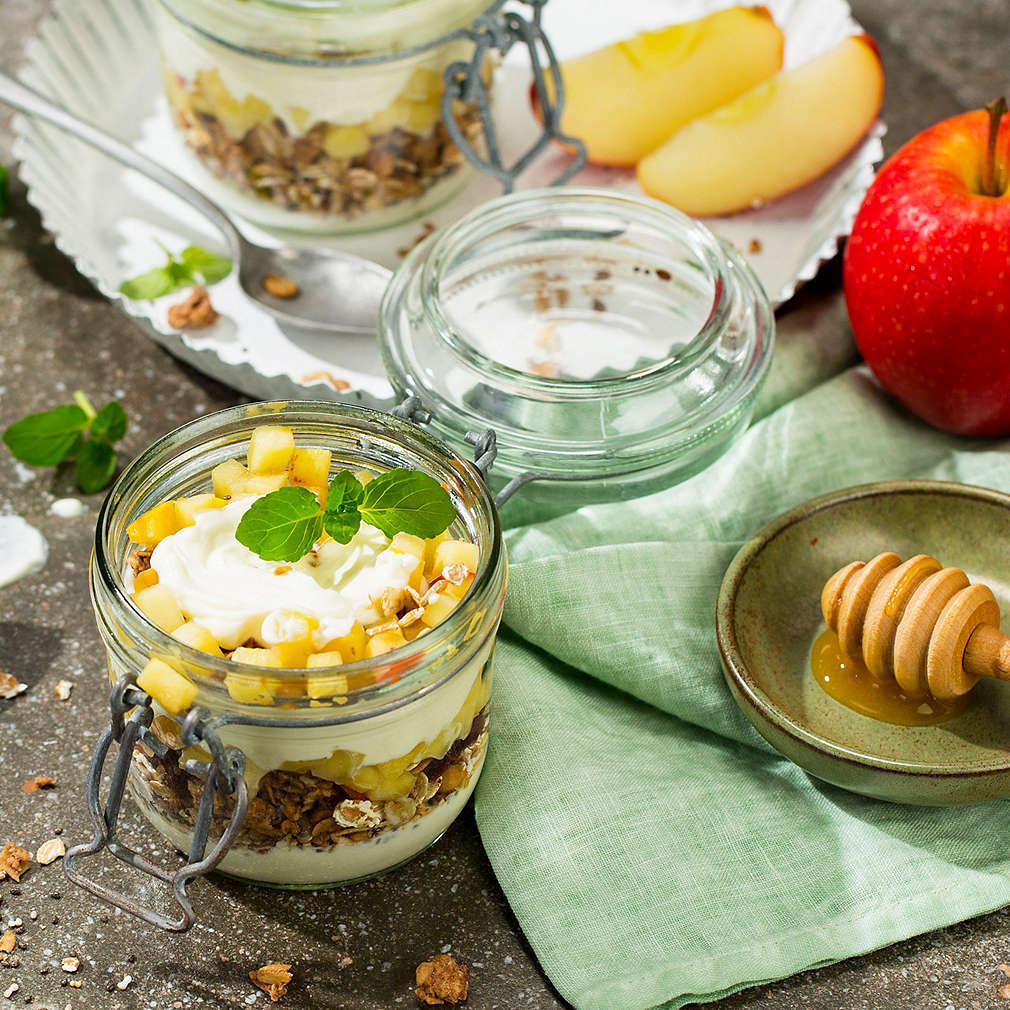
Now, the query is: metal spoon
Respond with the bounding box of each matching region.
[0,70,391,335]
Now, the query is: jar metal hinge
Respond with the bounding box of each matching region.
[63,675,249,932]
[441,0,586,191]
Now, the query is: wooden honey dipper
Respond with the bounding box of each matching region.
[821,553,1010,700]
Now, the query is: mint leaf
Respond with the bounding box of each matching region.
[321,469,363,544]
[2,404,89,466]
[119,244,232,301]
[180,245,233,284]
[0,166,8,217]
[76,438,117,493]
[235,485,323,562]
[90,401,128,443]
[359,469,455,540]
[119,266,175,301]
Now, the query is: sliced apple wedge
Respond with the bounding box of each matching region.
[542,7,784,167]
[637,35,885,216]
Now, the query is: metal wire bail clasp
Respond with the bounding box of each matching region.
[64,675,248,932]
[441,0,587,191]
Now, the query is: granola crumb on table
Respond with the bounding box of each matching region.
[415,953,469,1005]
[167,286,219,329]
[0,843,31,881]
[250,962,293,1002]
[22,775,56,793]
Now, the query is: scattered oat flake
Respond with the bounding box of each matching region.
[526,358,560,378]
[0,843,31,881]
[0,672,27,699]
[748,237,763,254]
[54,679,73,700]
[415,953,469,1005]
[22,775,56,793]
[36,838,66,865]
[534,322,560,353]
[61,957,80,973]
[0,931,15,954]
[301,369,351,391]
[117,974,133,990]
[68,978,83,987]
[3,982,17,999]
[167,285,219,329]
[261,272,300,299]
[442,563,468,587]
[250,962,292,1002]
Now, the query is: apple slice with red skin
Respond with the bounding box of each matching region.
[844,99,1010,436]
[532,7,784,167]
[637,35,884,216]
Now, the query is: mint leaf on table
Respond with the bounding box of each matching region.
[322,469,364,544]
[235,485,324,563]
[90,401,128,443]
[0,166,9,217]
[2,403,88,466]
[235,467,456,562]
[359,469,456,540]
[2,392,128,493]
[119,244,233,301]
[75,439,117,494]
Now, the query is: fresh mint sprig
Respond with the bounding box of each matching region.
[236,468,456,563]
[119,243,232,301]
[3,391,127,493]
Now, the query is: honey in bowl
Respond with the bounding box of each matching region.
[810,629,969,726]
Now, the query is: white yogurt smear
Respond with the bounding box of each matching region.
[0,515,48,588]
[150,497,417,649]
[50,498,86,518]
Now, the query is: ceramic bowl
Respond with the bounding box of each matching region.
[716,481,1010,806]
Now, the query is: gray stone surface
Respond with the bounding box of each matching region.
[1,1,1009,1008]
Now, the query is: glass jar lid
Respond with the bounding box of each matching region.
[160,0,496,60]
[379,188,774,499]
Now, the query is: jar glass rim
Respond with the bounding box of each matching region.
[418,188,734,396]
[158,0,501,65]
[92,401,504,718]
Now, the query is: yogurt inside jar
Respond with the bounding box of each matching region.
[120,422,495,886]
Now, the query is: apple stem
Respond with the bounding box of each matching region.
[983,97,1007,197]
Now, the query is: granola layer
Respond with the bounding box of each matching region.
[167,88,482,220]
[129,709,488,883]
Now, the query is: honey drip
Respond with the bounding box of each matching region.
[810,629,969,726]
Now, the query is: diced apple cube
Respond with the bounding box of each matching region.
[307,651,345,668]
[366,628,407,658]
[126,500,182,547]
[354,468,374,485]
[288,447,331,489]
[212,459,247,497]
[231,647,283,668]
[133,584,185,633]
[423,530,449,574]
[390,532,425,588]
[420,576,473,628]
[132,569,159,592]
[171,621,222,655]
[225,671,275,705]
[175,493,228,527]
[323,621,368,663]
[432,539,479,577]
[247,425,294,474]
[271,642,312,668]
[137,658,197,715]
[213,458,285,497]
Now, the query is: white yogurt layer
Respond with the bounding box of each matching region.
[0,515,48,588]
[156,6,474,129]
[149,496,417,650]
[136,750,483,885]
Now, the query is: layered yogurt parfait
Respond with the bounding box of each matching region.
[153,0,494,230]
[90,405,505,886]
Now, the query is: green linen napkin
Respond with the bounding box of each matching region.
[473,315,1010,1009]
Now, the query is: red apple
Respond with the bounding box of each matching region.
[843,99,1010,436]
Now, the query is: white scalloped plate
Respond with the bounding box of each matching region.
[12,0,884,407]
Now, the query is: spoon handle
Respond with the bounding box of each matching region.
[0,70,242,256]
